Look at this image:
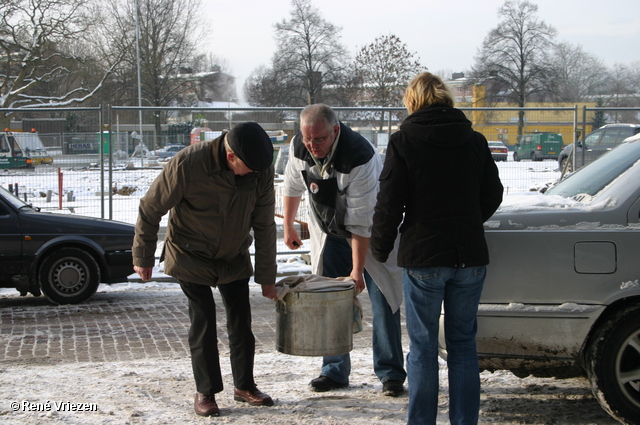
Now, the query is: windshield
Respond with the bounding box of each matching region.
[546,140,640,200]
[0,185,29,209]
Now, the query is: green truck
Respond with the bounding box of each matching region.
[0,131,53,169]
[513,132,564,162]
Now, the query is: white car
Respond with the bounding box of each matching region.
[487,140,508,161]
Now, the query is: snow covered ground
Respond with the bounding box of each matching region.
[0,282,618,425]
[0,156,621,424]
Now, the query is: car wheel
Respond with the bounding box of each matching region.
[39,247,101,304]
[586,305,640,425]
[530,152,538,161]
[513,152,520,162]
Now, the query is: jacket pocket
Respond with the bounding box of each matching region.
[238,234,254,254]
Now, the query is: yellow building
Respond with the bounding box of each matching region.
[455,85,597,147]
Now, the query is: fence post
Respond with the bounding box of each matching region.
[105,104,113,220]
[572,105,578,173]
[99,104,113,220]
[58,167,63,210]
[99,104,105,219]
[581,105,587,168]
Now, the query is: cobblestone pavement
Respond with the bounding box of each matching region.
[0,284,375,365]
[0,285,618,425]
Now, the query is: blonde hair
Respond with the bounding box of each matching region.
[403,72,454,114]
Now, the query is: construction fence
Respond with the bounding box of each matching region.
[1,105,639,253]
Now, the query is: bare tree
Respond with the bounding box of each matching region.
[244,66,298,107]
[602,63,640,123]
[627,61,640,99]
[547,42,609,102]
[187,53,233,75]
[0,0,117,127]
[354,35,422,107]
[271,0,349,106]
[353,34,422,129]
[472,0,556,136]
[104,0,204,146]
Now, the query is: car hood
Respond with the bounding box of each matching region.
[484,192,633,230]
[18,210,135,235]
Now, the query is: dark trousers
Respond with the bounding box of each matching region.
[179,278,256,395]
[322,235,353,278]
[321,235,406,385]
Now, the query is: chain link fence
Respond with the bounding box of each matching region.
[2,105,639,254]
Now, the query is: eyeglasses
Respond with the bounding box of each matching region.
[302,128,333,145]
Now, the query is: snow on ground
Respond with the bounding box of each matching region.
[0,156,621,424]
[0,283,618,425]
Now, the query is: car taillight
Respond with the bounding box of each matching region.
[536,145,542,151]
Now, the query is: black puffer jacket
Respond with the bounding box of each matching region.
[371,105,503,268]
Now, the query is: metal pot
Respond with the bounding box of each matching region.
[276,287,354,356]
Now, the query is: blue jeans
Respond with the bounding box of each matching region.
[403,266,486,425]
[320,236,406,385]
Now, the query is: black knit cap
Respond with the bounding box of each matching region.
[227,122,273,171]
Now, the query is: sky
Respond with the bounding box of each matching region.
[201,0,639,100]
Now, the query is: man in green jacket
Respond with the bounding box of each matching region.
[133,122,277,417]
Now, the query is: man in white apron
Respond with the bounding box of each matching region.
[283,104,406,397]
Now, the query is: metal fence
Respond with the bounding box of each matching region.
[1,105,639,254]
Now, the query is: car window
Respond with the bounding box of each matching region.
[0,135,10,153]
[546,141,640,200]
[0,186,28,209]
[598,130,616,146]
[598,129,627,147]
[584,130,602,146]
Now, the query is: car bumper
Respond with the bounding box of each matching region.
[103,250,134,283]
[438,302,604,377]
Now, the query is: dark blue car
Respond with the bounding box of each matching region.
[0,186,134,304]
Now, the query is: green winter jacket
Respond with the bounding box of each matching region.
[132,134,277,286]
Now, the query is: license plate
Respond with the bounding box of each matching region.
[548,151,556,154]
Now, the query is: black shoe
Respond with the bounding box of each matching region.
[382,380,405,397]
[309,375,348,392]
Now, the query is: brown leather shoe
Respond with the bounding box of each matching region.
[233,387,274,406]
[194,392,219,416]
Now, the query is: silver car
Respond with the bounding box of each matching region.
[440,137,640,424]
[558,123,640,175]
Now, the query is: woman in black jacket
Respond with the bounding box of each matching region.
[371,72,503,425]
